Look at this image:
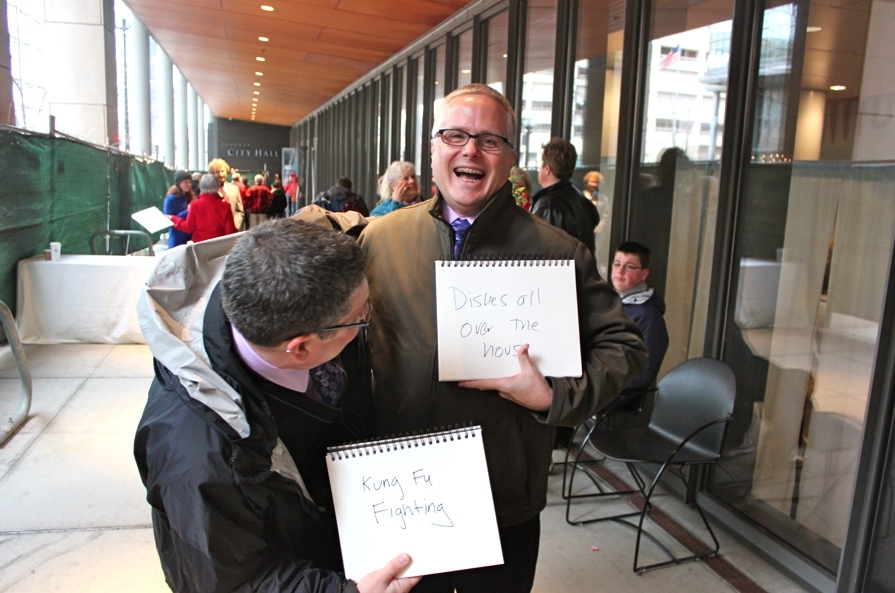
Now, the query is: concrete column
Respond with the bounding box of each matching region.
[42,0,118,145]
[197,98,206,170]
[187,83,198,170]
[156,49,175,166]
[125,13,150,155]
[0,0,15,126]
[174,66,188,169]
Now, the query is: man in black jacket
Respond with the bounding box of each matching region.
[134,219,419,593]
[530,137,600,259]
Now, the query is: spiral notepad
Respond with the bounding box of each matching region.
[435,259,582,380]
[326,425,503,579]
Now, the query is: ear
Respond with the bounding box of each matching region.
[284,334,314,365]
[642,268,650,281]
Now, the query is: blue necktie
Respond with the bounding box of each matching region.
[451,218,471,259]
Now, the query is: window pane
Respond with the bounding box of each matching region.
[457,29,473,89]
[574,0,626,277]
[628,0,734,382]
[520,0,557,169]
[711,0,895,574]
[413,56,425,174]
[484,10,509,93]
[397,66,407,161]
[433,45,446,118]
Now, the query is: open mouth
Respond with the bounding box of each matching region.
[454,167,485,182]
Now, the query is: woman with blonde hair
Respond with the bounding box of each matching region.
[370,160,421,216]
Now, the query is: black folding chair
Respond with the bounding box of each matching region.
[564,357,736,573]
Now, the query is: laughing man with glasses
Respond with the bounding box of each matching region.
[358,84,647,593]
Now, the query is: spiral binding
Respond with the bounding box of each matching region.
[438,257,571,267]
[327,423,479,461]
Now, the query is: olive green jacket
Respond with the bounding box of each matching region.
[358,183,647,527]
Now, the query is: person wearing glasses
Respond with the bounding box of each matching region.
[611,241,669,395]
[134,218,420,593]
[530,137,600,258]
[357,84,647,593]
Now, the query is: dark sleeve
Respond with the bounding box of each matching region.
[530,196,570,236]
[163,195,177,216]
[626,306,669,391]
[135,382,354,593]
[543,244,649,427]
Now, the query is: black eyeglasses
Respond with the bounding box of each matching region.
[317,302,372,333]
[611,262,643,272]
[435,129,515,152]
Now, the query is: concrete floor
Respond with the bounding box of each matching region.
[0,343,813,592]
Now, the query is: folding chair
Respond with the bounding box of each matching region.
[564,357,736,573]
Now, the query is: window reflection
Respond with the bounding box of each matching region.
[484,10,509,94]
[457,29,473,89]
[574,0,625,277]
[712,0,895,574]
[520,0,557,169]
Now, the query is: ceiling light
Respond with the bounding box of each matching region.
[254,82,261,87]
[260,5,274,11]
[254,91,260,95]
[461,69,471,74]
[256,57,265,62]
[830,85,846,91]
[252,97,258,101]
[502,54,508,58]
[258,36,269,42]
[806,26,822,33]
[255,72,263,76]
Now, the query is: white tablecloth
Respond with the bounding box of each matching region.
[16,254,159,344]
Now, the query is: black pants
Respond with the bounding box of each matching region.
[411,514,540,593]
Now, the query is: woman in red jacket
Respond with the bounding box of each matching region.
[168,173,238,242]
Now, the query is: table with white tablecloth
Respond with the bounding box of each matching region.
[16,254,159,344]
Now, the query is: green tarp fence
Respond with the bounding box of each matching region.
[0,128,172,317]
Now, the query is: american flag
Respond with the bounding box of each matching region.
[658,44,681,70]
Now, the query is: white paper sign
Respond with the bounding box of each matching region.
[326,426,503,579]
[131,206,174,233]
[435,260,582,381]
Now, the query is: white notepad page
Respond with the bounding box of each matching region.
[326,426,503,579]
[435,259,582,381]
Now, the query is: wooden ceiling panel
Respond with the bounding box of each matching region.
[126,0,474,126]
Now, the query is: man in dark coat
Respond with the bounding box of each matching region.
[134,218,419,593]
[530,137,600,258]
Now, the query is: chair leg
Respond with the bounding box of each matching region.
[630,463,720,574]
[564,445,644,526]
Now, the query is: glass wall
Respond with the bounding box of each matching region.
[457,29,473,89]
[573,0,626,277]
[413,55,425,176]
[709,0,895,575]
[520,0,557,170]
[484,9,509,93]
[628,0,735,378]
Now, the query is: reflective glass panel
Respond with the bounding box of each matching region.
[457,29,473,89]
[484,10,509,93]
[628,0,734,378]
[573,0,626,277]
[710,0,895,574]
[520,0,557,169]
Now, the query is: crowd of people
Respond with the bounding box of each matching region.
[161,161,289,247]
[138,84,673,593]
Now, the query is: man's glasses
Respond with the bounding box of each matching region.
[612,262,643,272]
[434,129,515,152]
[317,302,372,333]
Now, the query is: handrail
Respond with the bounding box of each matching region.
[0,300,32,445]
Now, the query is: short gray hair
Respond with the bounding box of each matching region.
[199,173,221,194]
[220,218,366,347]
[378,160,415,201]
